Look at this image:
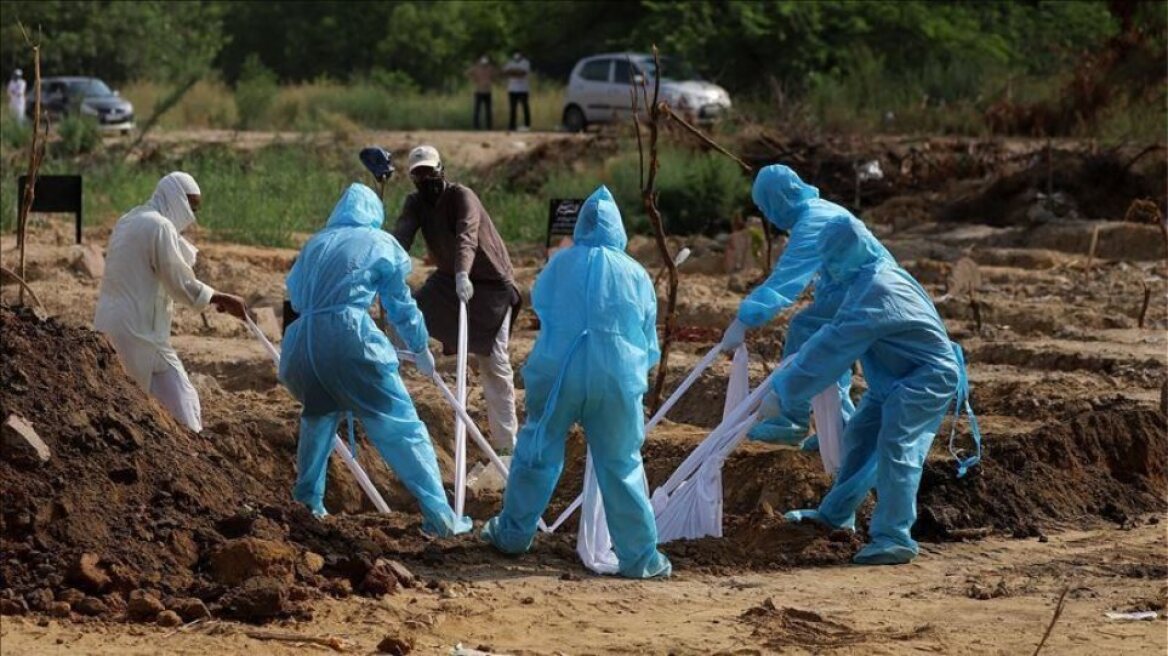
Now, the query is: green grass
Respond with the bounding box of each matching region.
[122,79,566,132]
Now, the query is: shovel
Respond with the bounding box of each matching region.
[453,300,470,516]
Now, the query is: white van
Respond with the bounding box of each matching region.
[562,52,732,132]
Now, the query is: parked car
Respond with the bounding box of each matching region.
[562,52,731,132]
[27,76,134,134]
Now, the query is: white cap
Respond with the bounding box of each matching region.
[14,69,22,77]
[408,145,441,172]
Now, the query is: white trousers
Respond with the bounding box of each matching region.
[106,330,203,433]
[473,309,517,450]
[149,365,203,433]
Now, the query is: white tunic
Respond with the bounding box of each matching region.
[95,173,213,390]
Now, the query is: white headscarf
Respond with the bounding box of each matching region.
[149,171,201,233]
[148,171,202,264]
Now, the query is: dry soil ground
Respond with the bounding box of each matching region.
[1,129,1165,655]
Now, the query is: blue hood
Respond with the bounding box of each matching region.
[326,183,384,230]
[573,185,627,250]
[817,216,885,283]
[751,164,819,231]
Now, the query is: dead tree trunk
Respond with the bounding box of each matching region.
[631,48,680,414]
[16,24,47,307]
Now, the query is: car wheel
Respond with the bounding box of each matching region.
[563,105,587,133]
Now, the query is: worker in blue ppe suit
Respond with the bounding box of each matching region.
[279,183,471,537]
[482,186,671,579]
[720,164,893,448]
[769,216,961,565]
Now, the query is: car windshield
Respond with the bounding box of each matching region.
[635,56,699,82]
[65,79,113,97]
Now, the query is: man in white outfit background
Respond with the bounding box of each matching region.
[94,171,248,432]
[7,69,26,125]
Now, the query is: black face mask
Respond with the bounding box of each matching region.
[416,178,447,205]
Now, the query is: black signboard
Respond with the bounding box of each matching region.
[546,198,583,258]
[17,175,84,244]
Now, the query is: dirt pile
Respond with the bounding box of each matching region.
[0,307,423,623]
[917,409,1167,539]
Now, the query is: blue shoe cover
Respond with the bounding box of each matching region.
[424,514,473,538]
[783,508,856,532]
[748,417,809,446]
[852,542,916,565]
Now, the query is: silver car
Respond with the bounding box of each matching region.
[30,76,135,134]
[562,52,731,132]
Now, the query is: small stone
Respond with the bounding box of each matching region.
[127,590,166,622]
[376,633,414,655]
[169,597,211,622]
[25,588,53,611]
[75,596,108,617]
[156,610,183,627]
[520,596,535,605]
[0,598,28,615]
[56,588,86,606]
[218,577,293,621]
[3,414,51,465]
[360,560,400,597]
[69,244,105,279]
[207,538,297,586]
[302,552,325,574]
[48,601,71,618]
[384,560,416,588]
[67,553,111,593]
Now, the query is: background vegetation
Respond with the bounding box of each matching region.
[0,1,1162,247]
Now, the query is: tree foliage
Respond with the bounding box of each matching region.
[0,0,1150,103]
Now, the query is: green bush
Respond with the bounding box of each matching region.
[55,115,102,156]
[1,113,31,151]
[234,54,279,129]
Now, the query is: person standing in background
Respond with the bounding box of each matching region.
[503,51,531,131]
[8,69,26,124]
[466,55,496,130]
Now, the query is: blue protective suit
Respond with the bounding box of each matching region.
[740,165,892,445]
[774,216,960,564]
[279,183,470,536]
[482,186,671,578]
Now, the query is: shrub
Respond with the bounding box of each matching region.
[1,113,31,151]
[55,115,102,156]
[234,55,279,129]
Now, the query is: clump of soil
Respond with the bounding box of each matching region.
[739,597,932,650]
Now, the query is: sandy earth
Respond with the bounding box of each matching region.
[1,129,1165,654]
[0,522,1162,655]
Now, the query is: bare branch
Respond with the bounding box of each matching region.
[642,45,680,413]
[660,103,753,173]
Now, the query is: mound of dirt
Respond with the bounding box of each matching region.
[941,150,1166,226]
[0,307,427,623]
[917,409,1167,539]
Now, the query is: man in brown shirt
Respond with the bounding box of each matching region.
[393,145,519,451]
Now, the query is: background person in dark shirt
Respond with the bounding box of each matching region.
[392,145,520,452]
